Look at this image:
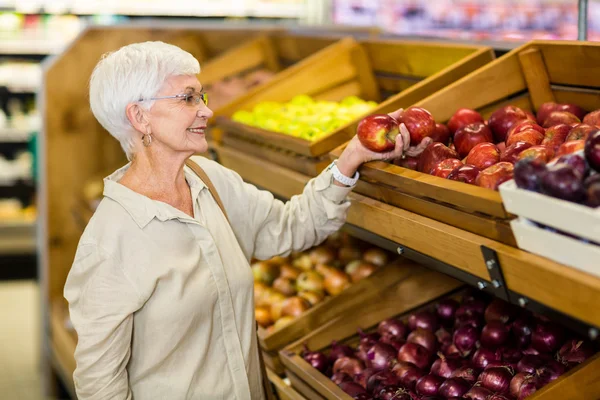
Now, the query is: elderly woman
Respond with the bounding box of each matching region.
[64,41,429,400]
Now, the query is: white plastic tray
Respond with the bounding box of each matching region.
[511,218,600,278]
[499,179,600,244]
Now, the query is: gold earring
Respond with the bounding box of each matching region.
[142,129,152,147]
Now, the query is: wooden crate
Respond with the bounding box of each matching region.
[216,39,494,175]
[259,259,429,374]
[280,286,600,400]
[267,369,307,400]
[328,40,600,246]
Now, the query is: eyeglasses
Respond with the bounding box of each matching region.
[140,92,208,107]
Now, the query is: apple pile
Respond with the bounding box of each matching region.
[356,102,600,192]
[232,95,378,141]
[253,232,396,332]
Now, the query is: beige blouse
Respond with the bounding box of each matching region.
[64,156,354,400]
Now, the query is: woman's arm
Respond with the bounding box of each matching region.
[64,243,144,400]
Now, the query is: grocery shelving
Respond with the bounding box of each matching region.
[0,218,36,255]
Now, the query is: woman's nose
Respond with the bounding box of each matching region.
[197,103,214,119]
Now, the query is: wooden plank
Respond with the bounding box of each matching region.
[530,353,600,400]
[267,369,308,400]
[286,369,327,400]
[554,89,600,114]
[518,47,556,111]
[311,79,363,102]
[271,35,339,64]
[262,349,285,375]
[537,40,600,89]
[478,93,534,119]
[349,43,381,102]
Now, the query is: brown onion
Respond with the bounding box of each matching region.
[323,269,351,296]
[478,366,514,393]
[408,328,438,353]
[309,246,336,265]
[281,296,311,318]
[363,248,389,267]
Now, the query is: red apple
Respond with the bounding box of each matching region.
[447,108,484,135]
[453,122,494,158]
[476,162,515,190]
[556,140,585,157]
[517,145,554,163]
[398,107,436,145]
[447,164,481,184]
[500,141,533,164]
[393,155,420,170]
[357,114,400,152]
[566,123,596,142]
[488,105,533,142]
[417,142,459,174]
[583,110,600,127]
[506,128,545,147]
[497,142,506,153]
[541,124,571,152]
[465,142,501,170]
[431,123,451,145]
[585,130,600,172]
[431,159,463,178]
[537,102,558,125]
[556,103,586,120]
[508,120,545,136]
[542,111,580,128]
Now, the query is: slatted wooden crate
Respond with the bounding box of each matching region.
[216,39,494,175]
[330,40,600,246]
[280,282,600,400]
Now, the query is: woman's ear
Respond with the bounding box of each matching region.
[126,103,149,134]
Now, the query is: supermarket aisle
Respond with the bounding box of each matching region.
[0,280,45,400]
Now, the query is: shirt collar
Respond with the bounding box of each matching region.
[103,162,207,229]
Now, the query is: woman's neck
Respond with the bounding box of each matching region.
[121,148,192,194]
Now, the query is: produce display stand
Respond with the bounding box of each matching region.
[216,39,494,176]
[279,287,600,400]
[266,368,307,400]
[210,141,600,340]
[329,40,600,247]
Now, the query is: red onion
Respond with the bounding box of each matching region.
[536,359,566,386]
[502,347,523,363]
[457,299,487,318]
[420,397,444,400]
[380,335,406,351]
[302,344,330,373]
[481,321,510,349]
[430,353,462,379]
[329,340,356,362]
[436,328,452,346]
[355,368,378,389]
[333,357,365,376]
[453,325,480,356]
[408,311,440,332]
[398,343,432,370]
[510,373,538,400]
[471,348,502,369]
[478,366,514,393]
[451,366,479,384]
[438,378,470,398]
[366,370,400,394]
[531,323,565,353]
[338,381,367,397]
[516,355,545,374]
[522,346,541,356]
[485,361,517,371]
[558,339,596,368]
[377,386,412,400]
[511,316,534,349]
[437,299,460,324]
[510,372,533,398]
[367,342,398,370]
[357,331,379,362]
[488,395,512,400]
[484,299,518,324]
[353,394,374,400]
[378,319,409,341]
[462,290,489,303]
[416,374,445,397]
[464,385,494,400]
[455,314,485,330]
[442,343,462,359]
[408,328,438,353]
[331,372,353,385]
[392,361,425,390]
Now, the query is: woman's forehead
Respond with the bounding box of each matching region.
[162,75,202,93]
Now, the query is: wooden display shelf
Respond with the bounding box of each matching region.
[280,288,600,400]
[266,369,307,400]
[216,39,494,175]
[210,143,600,329]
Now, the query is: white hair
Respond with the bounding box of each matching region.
[89,41,200,160]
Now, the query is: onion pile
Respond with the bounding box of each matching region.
[301,293,597,400]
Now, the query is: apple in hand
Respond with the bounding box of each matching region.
[542,111,580,128]
[557,140,585,157]
[447,108,484,135]
[541,124,571,152]
[514,158,547,191]
[357,114,400,152]
[431,123,451,145]
[431,158,463,178]
[398,107,436,145]
[476,162,515,190]
[447,164,480,184]
[517,145,554,163]
[585,129,600,172]
[566,124,596,142]
[417,142,459,174]
[453,122,494,158]
[488,105,534,142]
[583,110,600,127]
[506,128,544,147]
[465,142,500,170]
[393,155,420,170]
[500,141,532,164]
